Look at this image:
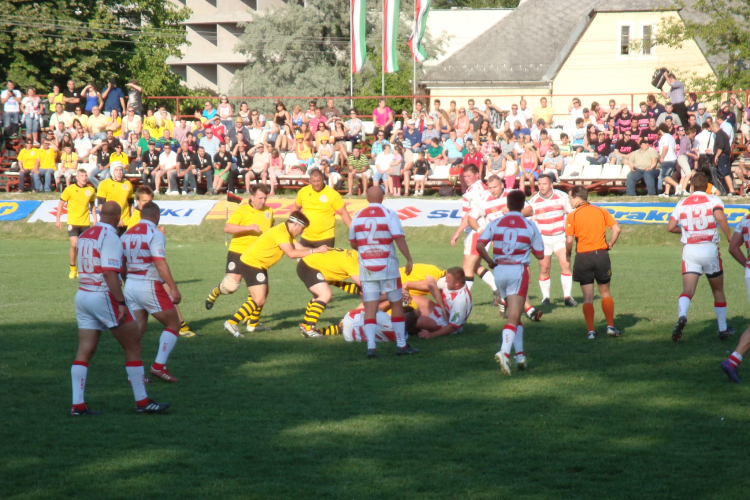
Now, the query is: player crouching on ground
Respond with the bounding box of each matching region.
[722,211,750,382]
[70,201,169,415]
[667,173,734,342]
[320,306,421,341]
[566,186,621,340]
[56,169,96,279]
[413,267,473,340]
[297,248,362,338]
[130,185,195,337]
[223,211,327,338]
[350,186,417,358]
[122,201,183,383]
[476,190,543,375]
[205,185,274,312]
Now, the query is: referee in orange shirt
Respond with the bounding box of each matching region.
[565,186,621,339]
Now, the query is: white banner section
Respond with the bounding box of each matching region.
[28,200,218,225]
[382,199,463,226]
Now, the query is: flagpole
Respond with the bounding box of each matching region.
[350,0,354,109]
[413,58,416,112]
[382,5,385,97]
[225,200,228,246]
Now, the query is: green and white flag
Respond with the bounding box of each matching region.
[383,0,400,73]
[408,0,430,63]
[351,0,366,73]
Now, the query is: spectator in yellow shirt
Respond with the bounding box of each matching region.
[34,140,58,192]
[533,97,555,127]
[87,105,108,141]
[55,144,79,189]
[17,141,40,192]
[108,143,130,172]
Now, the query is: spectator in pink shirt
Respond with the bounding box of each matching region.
[372,98,394,138]
[308,108,327,137]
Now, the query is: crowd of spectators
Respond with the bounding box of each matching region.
[2,72,749,196]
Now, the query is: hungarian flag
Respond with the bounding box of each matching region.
[383,0,400,73]
[351,0,366,73]
[407,0,430,63]
[227,192,243,204]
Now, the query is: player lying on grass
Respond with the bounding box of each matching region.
[56,169,96,279]
[70,201,169,416]
[223,211,327,338]
[404,267,473,340]
[667,173,734,342]
[205,185,274,311]
[122,201,183,383]
[297,247,362,338]
[476,189,544,376]
[722,211,750,382]
[318,306,421,341]
[129,185,195,337]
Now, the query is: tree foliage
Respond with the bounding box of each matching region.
[0,0,190,97]
[433,0,518,8]
[653,0,750,90]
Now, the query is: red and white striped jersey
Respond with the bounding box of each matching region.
[343,309,397,342]
[734,213,750,268]
[432,278,473,328]
[670,192,724,245]
[349,203,404,280]
[120,220,166,282]
[462,179,491,219]
[477,212,544,265]
[528,189,573,236]
[470,193,507,231]
[77,222,123,292]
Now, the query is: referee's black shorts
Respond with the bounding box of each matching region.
[299,237,335,249]
[573,249,612,286]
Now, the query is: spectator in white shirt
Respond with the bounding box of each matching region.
[1,80,22,131]
[656,124,678,197]
[568,97,585,124]
[49,103,72,132]
[517,98,533,124]
[717,114,734,143]
[504,103,523,129]
[156,143,178,194]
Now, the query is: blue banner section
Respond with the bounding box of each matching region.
[0,201,42,221]
[596,203,750,225]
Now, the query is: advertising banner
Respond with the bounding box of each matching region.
[598,203,750,225]
[0,201,42,221]
[28,200,218,225]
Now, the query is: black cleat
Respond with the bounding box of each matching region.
[719,327,736,340]
[366,348,378,359]
[526,309,543,322]
[205,298,214,310]
[564,297,578,307]
[136,399,170,414]
[540,298,550,306]
[672,316,687,342]
[70,405,100,416]
[396,344,419,356]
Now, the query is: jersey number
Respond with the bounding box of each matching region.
[684,206,708,231]
[500,229,518,255]
[364,218,378,245]
[79,239,95,273]
[126,235,144,265]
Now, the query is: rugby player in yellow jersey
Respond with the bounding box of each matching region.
[377,263,446,311]
[56,169,96,278]
[297,248,362,338]
[126,185,197,338]
[223,211,328,338]
[292,169,351,248]
[205,185,273,310]
[96,162,133,235]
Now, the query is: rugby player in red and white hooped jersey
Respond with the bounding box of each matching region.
[527,174,577,307]
[468,175,542,322]
[121,201,182,384]
[667,173,734,342]
[450,166,497,293]
[70,201,169,416]
[720,211,750,382]
[349,186,418,358]
[476,190,544,376]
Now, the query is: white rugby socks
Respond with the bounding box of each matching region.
[715,302,727,331]
[539,277,551,301]
[392,316,406,348]
[153,328,179,370]
[71,361,88,407]
[126,361,148,405]
[561,273,573,298]
[678,294,691,317]
[500,324,517,357]
[479,269,497,291]
[364,318,377,350]
[513,324,524,358]
[466,277,474,291]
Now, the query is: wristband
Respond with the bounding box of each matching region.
[310,248,313,255]
[118,300,126,306]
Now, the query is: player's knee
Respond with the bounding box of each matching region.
[253,295,266,307]
[220,276,240,295]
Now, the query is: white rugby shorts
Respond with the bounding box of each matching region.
[342,311,397,342]
[682,243,722,277]
[430,307,449,328]
[362,277,402,303]
[124,279,175,314]
[75,289,134,331]
[493,264,530,298]
[464,230,490,256]
[542,233,566,256]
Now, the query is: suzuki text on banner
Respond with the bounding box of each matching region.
[0,201,42,221]
[28,200,218,225]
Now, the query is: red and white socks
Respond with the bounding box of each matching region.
[561,273,573,298]
[500,324,517,358]
[153,328,179,371]
[125,360,149,406]
[715,302,727,331]
[678,294,691,317]
[392,316,406,348]
[364,318,377,350]
[539,277,551,301]
[727,352,743,368]
[71,361,88,410]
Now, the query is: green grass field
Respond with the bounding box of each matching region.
[2,220,750,499]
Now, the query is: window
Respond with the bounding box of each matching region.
[620,26,630,55]
[642,25,652,55]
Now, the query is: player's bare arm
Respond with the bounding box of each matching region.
[607,223,621,249]
[666,217,682,234]
[336,206,352,228]
[475,239,496,269]
[565,234,575,263]
[280,242,328,259]
[426,276,448,321]
[714,208,731,241]
[90,202,97,224]
[466,215,480,232]
[729,232,746,267]
[419,323,458,339]
[521,206,533,217]
[224,223,260,235]
[451,216,470,246]
[55,200,65,229]
[394,235,413,275]
[153,260,181,305]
